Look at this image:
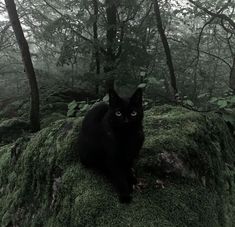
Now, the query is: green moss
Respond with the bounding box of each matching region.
[0,118,30,145]
[143,107,234,184]
[41,112,66,129]
[0,105,234,226]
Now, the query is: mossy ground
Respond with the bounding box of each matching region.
[0,105,234,227]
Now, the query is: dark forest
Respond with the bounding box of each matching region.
[0,0,234,226]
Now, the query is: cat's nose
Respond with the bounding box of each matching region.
[124,118,129,123]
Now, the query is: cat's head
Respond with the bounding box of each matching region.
[108,88,143,128]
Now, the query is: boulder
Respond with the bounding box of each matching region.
[0,105,234,227]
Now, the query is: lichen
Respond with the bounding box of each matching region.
[0,105,234,227]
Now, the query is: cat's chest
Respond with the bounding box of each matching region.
[107,129,143,148]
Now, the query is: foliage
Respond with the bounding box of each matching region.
[67,100,78,117]
[0,0,235,105]
[209,95,235,109]
[67,100,93,117]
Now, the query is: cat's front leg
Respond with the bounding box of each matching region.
[116,177,132,204]
[106,164,133,203]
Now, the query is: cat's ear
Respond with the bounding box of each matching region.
[130,88,142,106]
[109,89,121,107]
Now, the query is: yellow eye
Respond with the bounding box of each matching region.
[115,111,122,117]
[131,111,137,117]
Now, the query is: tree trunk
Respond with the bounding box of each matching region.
[153,0,178,101]
[104,0,117,90]
[71,63,74,88]
[5,0,40,132]
[92,0,101,95]
[93,0,100,75]
[229,56,235,92]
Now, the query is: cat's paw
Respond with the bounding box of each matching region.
[119,194,132,204]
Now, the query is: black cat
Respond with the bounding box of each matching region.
[78,88,144,203]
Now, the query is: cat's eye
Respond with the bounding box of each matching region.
[130,111,137,117]
[115,111,122,117]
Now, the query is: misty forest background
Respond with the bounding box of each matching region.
[0,0,235,131]
[0,1,235,226]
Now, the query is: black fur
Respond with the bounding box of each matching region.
[78,88,144,203]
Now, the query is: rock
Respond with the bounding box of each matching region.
[0,118,30,145]
[0,105,234,227]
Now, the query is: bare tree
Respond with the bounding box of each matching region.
[104,0,118,90]
[189,0,235,92]
[92,0,100,94]
[153,0,178,100]
[5,0,40,132]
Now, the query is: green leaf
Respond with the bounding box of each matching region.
[67,100,78,117]
[217,100,228,109]
[148,77,159,84]
[67,109,76,117]
[80,104,90,112]
[184,100,194,107]
[209,97,218,103]
[138,83,147,88]
[197,93,208,98]
[68,100,78,110]
[103,94,109,102]
[229,96,235,103]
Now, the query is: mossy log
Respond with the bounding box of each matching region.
[0,105,234,227]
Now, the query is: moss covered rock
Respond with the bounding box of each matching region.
[0,118,30,145]
[0,105,234,227]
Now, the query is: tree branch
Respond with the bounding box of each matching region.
[169,37,232,69]
[189,0,235,29]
